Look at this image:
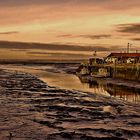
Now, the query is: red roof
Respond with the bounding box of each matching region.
[107,53,140,58]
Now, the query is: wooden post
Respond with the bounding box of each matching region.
[127,43,130,53]
[114,59,117,78]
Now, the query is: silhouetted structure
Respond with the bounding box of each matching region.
[105,53,140,64]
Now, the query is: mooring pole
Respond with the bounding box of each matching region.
[127,43,130,53]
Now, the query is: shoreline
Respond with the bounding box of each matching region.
[1,64,140,104]
[0,69,140,139]
[2,63,140,89]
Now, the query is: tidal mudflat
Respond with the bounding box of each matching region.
[1,64,139,104]
[0,69,140,140]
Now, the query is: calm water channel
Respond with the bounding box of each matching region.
[1,64,140,104]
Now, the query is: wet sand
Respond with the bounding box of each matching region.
[0,69,140,140]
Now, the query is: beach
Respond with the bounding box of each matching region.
[0,68,140,140]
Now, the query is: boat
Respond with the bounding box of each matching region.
[91,68,110,78]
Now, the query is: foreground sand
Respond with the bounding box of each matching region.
[0,69,140,140]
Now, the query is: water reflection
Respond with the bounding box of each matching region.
[1,64,139,104]
[105,84,140,103]
[79,76,140,104]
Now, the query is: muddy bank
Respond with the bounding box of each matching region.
[0,69,140,140]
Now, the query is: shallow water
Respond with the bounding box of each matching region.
[1,64,140,104]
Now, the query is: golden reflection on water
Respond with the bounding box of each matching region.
[104,85,140,103]
[0,64,139,104]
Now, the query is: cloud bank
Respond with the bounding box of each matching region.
[0,31,19,35]
[116,23,140,34]
[0,0,140,9]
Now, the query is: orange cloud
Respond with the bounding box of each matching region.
[0,0,139,48]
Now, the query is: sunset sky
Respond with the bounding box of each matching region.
[0,0,140,59]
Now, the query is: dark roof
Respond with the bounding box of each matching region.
[107,53,140,58]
